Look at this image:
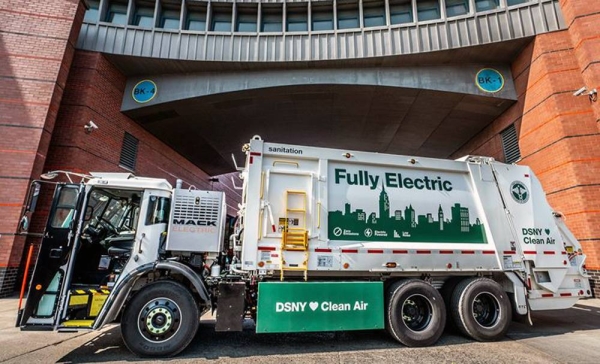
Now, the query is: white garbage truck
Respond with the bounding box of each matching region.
[17,136,591,357]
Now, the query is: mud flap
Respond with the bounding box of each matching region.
[505,272,528,315]
[215,282,246,332]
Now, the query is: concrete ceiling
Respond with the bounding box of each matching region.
[125,84,513,175]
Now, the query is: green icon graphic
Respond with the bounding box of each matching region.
[510,181,529,204]
[328,183,487,243]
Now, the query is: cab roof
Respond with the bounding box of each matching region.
[87,172,172,191]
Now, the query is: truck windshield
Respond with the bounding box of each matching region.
[87,190,139,231]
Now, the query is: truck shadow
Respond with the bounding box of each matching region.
[57,303,600,363]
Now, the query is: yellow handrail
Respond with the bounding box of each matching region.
[273,160,299,167]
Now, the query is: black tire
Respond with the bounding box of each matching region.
[385,279,446,347]
[121,281,200,357]
[440,277,463,333]
[450,277,512,341]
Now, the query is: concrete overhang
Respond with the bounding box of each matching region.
[121,68,515,175]
[107,40,530,176]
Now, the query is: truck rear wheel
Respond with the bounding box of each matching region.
[121,281,199,357]
[450,277,511,341]
[385,279,446,347]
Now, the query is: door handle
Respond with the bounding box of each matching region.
[49,248,63,259]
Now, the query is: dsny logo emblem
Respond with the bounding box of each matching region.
[510,181,529,204]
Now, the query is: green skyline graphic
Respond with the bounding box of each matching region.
[328,184,487,243]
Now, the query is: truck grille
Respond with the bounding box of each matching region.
[173,194,221,224]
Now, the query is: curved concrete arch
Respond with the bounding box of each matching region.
[122,65,515,111]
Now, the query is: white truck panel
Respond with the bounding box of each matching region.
[238,137,590,302]
[166,189,226,253]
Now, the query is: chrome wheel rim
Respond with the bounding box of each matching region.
[137,297,182,343]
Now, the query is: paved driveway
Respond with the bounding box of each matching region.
[2,297,600,363]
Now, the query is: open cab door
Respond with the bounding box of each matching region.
[19,182,85,330]
[18,174,146,331]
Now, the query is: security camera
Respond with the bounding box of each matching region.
[84,120,98,133]
[573,86,587,96]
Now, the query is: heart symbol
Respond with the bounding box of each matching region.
[545,229,550,235]
[309,302,319,311]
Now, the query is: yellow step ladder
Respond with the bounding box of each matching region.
[281,190,309,281]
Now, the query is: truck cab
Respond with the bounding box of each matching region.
[18,173,178,330]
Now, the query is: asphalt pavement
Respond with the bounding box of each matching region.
[2,296,600,363]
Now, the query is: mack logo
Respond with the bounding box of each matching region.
[173,219,216,226]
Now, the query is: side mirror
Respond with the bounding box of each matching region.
[26,182,41,213]
[19,215,29,232]
[19,182,41,233]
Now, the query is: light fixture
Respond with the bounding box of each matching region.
[40,170,92,183]
[589,89,598,102]
[573,87,587,96]
[84,120,98,134]
[573,87,597,102]
[40,171,59,180]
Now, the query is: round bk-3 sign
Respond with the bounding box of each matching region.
[132,80,157,103]
[475,68,504,93]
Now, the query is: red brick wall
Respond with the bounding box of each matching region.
[45,50,242,213]
[453,1,600,292]
[46,51,218,190]
[12,50,243,294]
[0,0,85,296]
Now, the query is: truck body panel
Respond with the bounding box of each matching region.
[239,138,587,300]
[16,137,591,357]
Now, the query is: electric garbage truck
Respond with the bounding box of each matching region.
[16,136,591,357]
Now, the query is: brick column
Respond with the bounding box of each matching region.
[0,0,85,296]
[454,28,600,295]
[557,0,600,293]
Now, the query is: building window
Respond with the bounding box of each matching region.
[312,4,334,31]
[363,0,386,27]
[338,1,360,30]
[445,0,469,17]
[287,4,308,32]
[417,0,441,21]
[185,4,207,31]
[133,2,155,27]
[120,132,139,171]
[500,124,521,164]
[261,5,282,32]
[475,0,499,12]
[389,0,413,25]
[211,5,232,32]
[160,10,180,30]
[105,1,128,25]
[236,5,258,32]
[84,0,100,22]
[506,0,528,6]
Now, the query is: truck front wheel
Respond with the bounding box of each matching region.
[121,281,200,357]
[450,277,512,341]
[385,279,446,347]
